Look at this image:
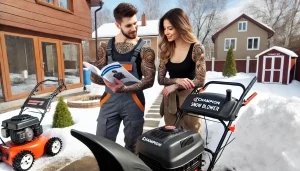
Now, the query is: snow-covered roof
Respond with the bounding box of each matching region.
[92,20,159,38]
[255,46,298,58]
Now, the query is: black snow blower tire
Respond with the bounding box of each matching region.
[45,137,62,156]
[12,150,35,171]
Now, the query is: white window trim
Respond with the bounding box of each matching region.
[144,39,151,46]
[224,38,237,51]
[247,37,260,50]
[238,21,247,32]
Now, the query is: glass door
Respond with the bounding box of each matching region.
[39,39,62,90]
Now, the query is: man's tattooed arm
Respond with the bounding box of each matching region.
[117,46,156,93]
[90,43,107,85]
[157,60,177,86]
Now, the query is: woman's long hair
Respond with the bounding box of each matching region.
[158,8,198,64]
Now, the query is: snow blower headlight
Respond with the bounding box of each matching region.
[1,128,10,138]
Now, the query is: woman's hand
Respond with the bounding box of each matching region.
[162,84,178,97]
[175,78,195,89]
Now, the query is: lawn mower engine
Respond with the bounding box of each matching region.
[1,114,43,144]
[136,126,204,171]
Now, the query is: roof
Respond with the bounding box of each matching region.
[212,13,275,43]
[92,20,159,39]
[255,46,298,58]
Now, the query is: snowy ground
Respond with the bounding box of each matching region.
[0,71,300,171]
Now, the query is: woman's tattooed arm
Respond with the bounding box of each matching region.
[175,43,206,90]
[90,43,107,85]
[117,46,156,93]
[157,59,177,86]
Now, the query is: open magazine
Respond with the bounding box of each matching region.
[83,61,141,84]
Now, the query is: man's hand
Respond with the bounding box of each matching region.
[104,78,125,93]
[162,84,178,97]
[175,78,195,89]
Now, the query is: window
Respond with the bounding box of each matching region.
[144,39,151,46]
[36,0,72,12]
[247,37,260,50]
[4,35,38,95]
[224,38,237,51]
[62,43,80,85]
[238,21,247,32]
[58,0,70,9]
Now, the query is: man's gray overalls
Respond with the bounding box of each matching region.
[96,37,146,153]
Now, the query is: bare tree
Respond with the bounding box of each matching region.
[282,0,300,47]
[179,0,228,44]
[139,0,168,20]
[243,0,300,48]
[91,8,114,32]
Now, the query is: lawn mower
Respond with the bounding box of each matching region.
[70,76,257,171]
[0,79,66,171]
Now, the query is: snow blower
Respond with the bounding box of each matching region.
[71,76,257,171]
[0,79,66,171]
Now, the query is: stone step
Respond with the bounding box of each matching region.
[144,120,160,127]
[147,109,160,113]
[145,114,161,118]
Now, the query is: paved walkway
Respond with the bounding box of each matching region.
[43,93,164,171]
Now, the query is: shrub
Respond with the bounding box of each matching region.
[52,96,74,128]
[222,45,237,77]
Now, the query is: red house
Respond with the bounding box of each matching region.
[255,46,298,84]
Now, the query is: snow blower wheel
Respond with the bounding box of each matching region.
[45,137,62,156]
[12,150,34,171]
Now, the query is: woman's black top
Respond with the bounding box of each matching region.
[166,43,195,79]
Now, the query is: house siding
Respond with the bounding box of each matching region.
[215,17,269,60]
[0,0,92,40]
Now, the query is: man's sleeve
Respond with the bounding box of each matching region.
[116,46,156,93]
[90,43,107,85]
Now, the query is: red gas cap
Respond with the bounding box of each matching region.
[164,126,176,130]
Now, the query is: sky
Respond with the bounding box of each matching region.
[92,0,247,22]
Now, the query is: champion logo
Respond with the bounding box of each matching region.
[28,100,45,106]
[193,97,198,102]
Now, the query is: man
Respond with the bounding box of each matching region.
[91,3,156,153]
[112,70,126,80]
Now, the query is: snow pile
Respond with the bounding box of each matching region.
[214,95,300,171]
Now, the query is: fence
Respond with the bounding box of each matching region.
[206,56,257,73]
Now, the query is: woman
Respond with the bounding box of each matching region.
[158,8,206,135]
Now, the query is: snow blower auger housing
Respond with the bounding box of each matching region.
[70,76,257,171]
[0,79,66,171]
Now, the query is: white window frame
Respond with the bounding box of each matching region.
[144,39,151,46]
[247,37,260,50]
[224,38,237,51]
[238,21,247,32]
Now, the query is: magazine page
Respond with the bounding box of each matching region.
[83,61,101,76]
[83,61,141,84]
[100,62,141,83]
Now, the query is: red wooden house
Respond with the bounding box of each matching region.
[0,0,99,102]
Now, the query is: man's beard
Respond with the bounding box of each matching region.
[121,29,137,39]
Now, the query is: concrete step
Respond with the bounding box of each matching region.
[145,114,161,118]
[143,120,160,127]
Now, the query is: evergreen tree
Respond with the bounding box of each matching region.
[52,96,74,128]
[223,45,237,77]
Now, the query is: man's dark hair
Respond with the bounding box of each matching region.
[113,3,138,23]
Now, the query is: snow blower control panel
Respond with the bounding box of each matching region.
[181,78,257,121]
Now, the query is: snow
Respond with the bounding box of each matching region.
[92,20,159,38]
[1,71,300,171]
[255,46,299,58]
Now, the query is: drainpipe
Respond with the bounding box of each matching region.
[95,0,104,60]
